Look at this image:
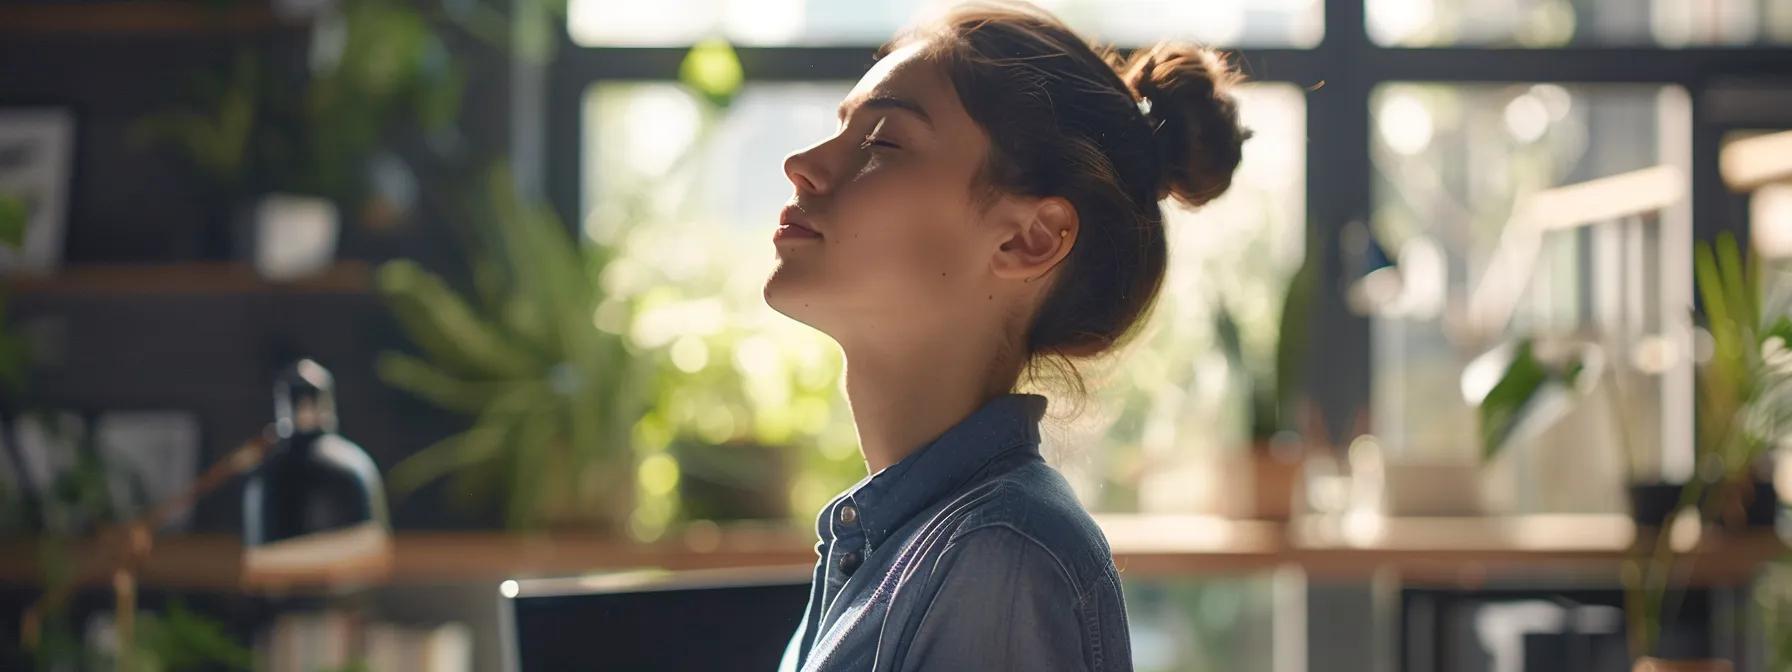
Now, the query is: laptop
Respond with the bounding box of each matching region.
[500,565,812,671]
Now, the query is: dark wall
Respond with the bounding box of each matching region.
[0,31,278,261]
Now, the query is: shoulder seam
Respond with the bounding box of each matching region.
[945,522,1090,608]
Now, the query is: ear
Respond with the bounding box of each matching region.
[990,197,1078,283]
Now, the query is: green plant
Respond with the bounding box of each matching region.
[0,192,31,249]
[1470,232,1792,660]
[571,41,863,534]
[116,601,255,672]
[282,0,462,201]
[0,195,31,398]
[1617,232,1792,657]
[1211,250,1311,444]
[132,0,468,210]
[376,38,862,538]
[1693,232,1792,505]
[0,192,252,671]
[129,52,260,191]
[17,418,116,670]
[13,419,255,671]
[1471,332,1686,658]
[377,165,647,532]
[1216,237,1313,443]
[1475,338,1587,461]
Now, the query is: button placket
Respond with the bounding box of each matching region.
[832,499,867,577]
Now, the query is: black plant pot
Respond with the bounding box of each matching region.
[1628,479,1778,530]
[1629,481,1690,529]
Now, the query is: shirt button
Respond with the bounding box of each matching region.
[838,503,859,525]
[838,550,862,575]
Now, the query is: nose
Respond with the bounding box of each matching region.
[783,143,831,195]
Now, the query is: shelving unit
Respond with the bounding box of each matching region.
[1,514,1780,593]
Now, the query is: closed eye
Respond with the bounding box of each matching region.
[859,135,901,150]
[856,117,899,150]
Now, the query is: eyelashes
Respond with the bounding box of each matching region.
[858,135,899,150]
[855,117,899,151]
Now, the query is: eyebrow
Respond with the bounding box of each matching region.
[837,95,934,128]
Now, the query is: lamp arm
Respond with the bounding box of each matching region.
[137,425,276,533]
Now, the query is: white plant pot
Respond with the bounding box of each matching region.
[250,194,339,281]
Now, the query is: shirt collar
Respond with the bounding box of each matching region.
[819,393,1048,551]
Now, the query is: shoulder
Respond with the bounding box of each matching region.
[893,521,1102,672]
[937,462,1117,595]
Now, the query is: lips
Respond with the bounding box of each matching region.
[776,205,822,241]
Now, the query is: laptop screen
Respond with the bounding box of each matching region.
[502,566,811,671]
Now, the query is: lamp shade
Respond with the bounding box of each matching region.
[242,360,391,581]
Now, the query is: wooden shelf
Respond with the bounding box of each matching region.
[0,523,818,592]
[1,515,1783,593]
[0,2,286,35]
[5,261,374,296]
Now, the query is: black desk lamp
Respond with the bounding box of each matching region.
[243,359,391,580]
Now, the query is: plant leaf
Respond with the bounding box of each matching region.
[1717,232,1755,336]
[377,259,542,377]
[0,193,28,249]
[374,352,500,414]
[1480,340,1550,461]
[387,416,510,497]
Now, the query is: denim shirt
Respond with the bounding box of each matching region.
[778,393,1132,671]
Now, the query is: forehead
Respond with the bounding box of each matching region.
[844,42,952,116]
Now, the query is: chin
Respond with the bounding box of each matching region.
[763,265,824,329]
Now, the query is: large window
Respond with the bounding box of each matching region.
[551,0,1792,525]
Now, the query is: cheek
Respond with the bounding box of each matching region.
[832,176,985,296]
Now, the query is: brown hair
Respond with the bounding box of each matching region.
[881,3,1253,393]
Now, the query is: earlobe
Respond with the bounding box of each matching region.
[991,197,1078,282]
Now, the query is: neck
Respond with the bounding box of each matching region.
[839,327,1022,474]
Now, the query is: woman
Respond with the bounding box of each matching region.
[766,3,1250,670]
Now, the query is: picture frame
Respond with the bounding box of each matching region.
[0,409,201,533]
[0,107,76,274]
[95,411,201,530]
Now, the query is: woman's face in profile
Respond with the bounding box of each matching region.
[764,43,1008,344]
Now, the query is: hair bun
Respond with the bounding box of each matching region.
[1112,43,1252,208]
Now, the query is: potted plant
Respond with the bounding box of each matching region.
[14,437,256,671]
[376,165,648,533]
[1213,240,1313,520]
[131,0,481,271]
[1688,233,1789,531]
[1474,232,1790,668]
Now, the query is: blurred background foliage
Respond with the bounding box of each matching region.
[376,165,644,533]
[376,40,864,540]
